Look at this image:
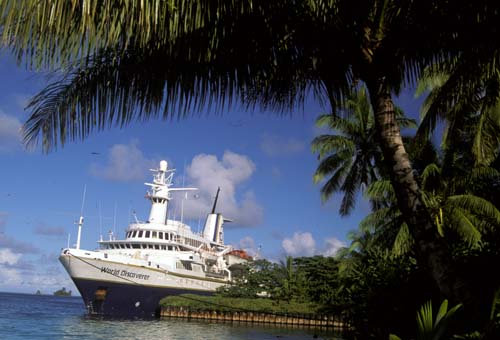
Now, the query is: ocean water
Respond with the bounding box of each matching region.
[0,292,343,340]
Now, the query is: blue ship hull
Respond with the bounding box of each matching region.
[72,278,211,318]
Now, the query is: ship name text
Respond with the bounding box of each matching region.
[100,267,150,280]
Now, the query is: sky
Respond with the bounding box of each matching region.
[0,52,424,295]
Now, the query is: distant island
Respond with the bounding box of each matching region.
[53,287,72,297]
[35,290,42,295]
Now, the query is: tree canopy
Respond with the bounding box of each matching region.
[2,0,500,321]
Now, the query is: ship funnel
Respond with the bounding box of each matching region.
[203,213,225,244]
[203,188,228,244]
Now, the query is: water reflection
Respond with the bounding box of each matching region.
[58,316,342,340]
[0,293,342,340]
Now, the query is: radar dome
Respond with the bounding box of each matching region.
[159,160,168,171]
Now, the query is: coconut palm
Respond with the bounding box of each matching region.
[312,85,415,216]
[2,0,500,307]
[361,161,500,257]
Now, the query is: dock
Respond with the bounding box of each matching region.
[160,305,347,330]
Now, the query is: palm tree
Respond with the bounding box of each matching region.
[362,164,500,257]
[312,85,415,216]
[416,64,500,168]
[2,0,500,308]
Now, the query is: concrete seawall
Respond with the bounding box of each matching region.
[160,306,347,330]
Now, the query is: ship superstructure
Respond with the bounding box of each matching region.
[59,160,244,317]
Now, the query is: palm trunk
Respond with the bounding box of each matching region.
[365,79,476,309]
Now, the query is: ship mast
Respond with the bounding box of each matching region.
[75,185,86,250]
[144,160,196,224]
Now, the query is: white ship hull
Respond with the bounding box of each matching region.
[60,250,226,317]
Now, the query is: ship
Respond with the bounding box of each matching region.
[59,160,248,317]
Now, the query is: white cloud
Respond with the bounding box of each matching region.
[173,151,263,227]
[0,248,24,287]
[0,249,77,294]
[0,248,21,265]
[0,111,22,153]
[0,265,22,286]
[260,133,305,157]
[282,232,346,257]
[89,139,157,181]
[282,232,316,257]
[322,237,346,257]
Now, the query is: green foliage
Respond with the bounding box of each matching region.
[294,256,341,306]
[416,300,462,340]
[218,259,285,299]
[390,300,462,340]
[333,245,433,339]
[160,294,322,315]
[417,62,500,168]
[53,287,72,296]
[218,257,337,306]
[312,85,415,216]
[312,85,383,216]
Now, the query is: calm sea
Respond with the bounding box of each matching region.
[0,292,343,340]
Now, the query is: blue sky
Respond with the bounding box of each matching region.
[0,52,423,294]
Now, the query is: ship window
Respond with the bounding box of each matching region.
[152,231,157,238]
[132,231,137,237]
[138,231,143,238]
[148,244,153,249]
[161,245,166,250]
[168,246,172,251]
[141,244,147,249]
[110,244,115,249]
[126,244,131,249]
[132,244,140,249]
[154,245,159,250]
[159,232,163,240]
[104,254,108,258]
[165,233,169,240]
[145,231,150,238]
[120,244,125,249]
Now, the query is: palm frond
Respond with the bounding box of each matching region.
[392,222,414,256]
[313,150,353,183]
[364,180,395,201]
[311,135,355,158]
[339,156,363,216]
[420,163,442,191]
[416,300,462,340]
[447,194,500,225]
[473,101,500,166]
[0,0,211,69]
[446,207,483,247]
